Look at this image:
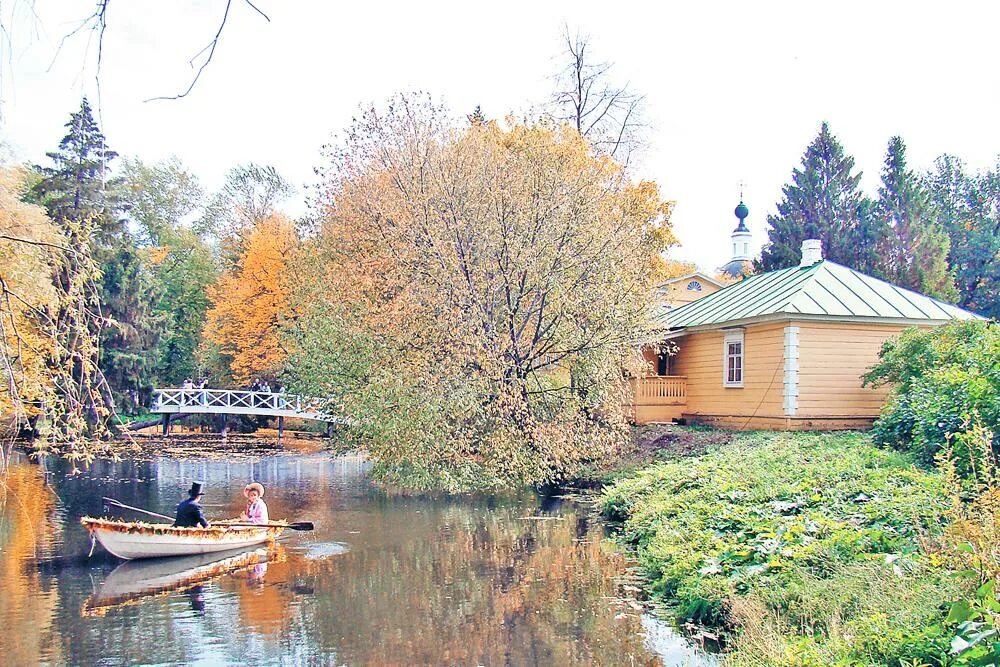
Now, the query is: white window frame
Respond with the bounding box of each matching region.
[723,330,744,388]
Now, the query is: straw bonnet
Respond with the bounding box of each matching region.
[244,482,265,497]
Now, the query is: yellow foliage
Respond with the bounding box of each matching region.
[203,215,297,385]
[652,257,698,284]
[144,245,171,266]
[304,96,678,487]
[0,167,62,426]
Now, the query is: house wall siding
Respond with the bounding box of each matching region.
[673,322,786,419]
[793,320,909,417]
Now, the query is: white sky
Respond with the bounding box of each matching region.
[2,1,999,270]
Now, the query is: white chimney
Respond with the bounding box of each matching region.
[800,239,823,267]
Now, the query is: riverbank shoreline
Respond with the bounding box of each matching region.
[599,429,975,665]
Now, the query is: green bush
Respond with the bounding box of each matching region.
[864,321,1000,472]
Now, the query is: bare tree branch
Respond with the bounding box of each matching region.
[144,0,271,102]
[550,25,646,160]
[35,1,270,103]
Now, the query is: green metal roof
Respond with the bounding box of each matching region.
[662,260,980,330]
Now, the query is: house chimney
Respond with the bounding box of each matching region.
[800,239,823,267]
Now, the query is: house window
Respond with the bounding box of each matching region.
[686,280,703,292]
[723,331,744,387]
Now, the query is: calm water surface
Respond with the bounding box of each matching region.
[0,436,717,666]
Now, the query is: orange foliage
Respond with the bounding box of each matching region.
[203,215,297,384]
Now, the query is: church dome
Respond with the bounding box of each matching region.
[733,200,749,233]
[720,258,754,279]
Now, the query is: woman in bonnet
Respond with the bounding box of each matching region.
[241,482,269,524]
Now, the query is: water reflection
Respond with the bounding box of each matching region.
[0,439,716,665]
[83,547,278,617]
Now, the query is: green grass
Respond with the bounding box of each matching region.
[601,430,969,665]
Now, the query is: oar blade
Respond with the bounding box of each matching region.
[287,521,314,531]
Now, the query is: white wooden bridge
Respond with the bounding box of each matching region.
[151,388,347,436]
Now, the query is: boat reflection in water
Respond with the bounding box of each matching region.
[82,545,284,617]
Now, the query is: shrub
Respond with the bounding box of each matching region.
[938,423,1000,666]
[865,321,1000,472]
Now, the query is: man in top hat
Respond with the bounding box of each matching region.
[174,481,210,528]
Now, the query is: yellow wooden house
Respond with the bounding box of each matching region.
[632,239,980,430]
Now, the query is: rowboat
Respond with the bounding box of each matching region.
[81,517,285,560]
[82,546,277,616]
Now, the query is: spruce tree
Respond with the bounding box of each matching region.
[757,122,875,272]
[926,155,1000,317]
[31,99,159,416]
[32,98,120,229]
[874,137,956,300]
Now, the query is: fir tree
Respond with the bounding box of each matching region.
[874,137,956,300]
[30,99,160,415]
[926,155,1000,317]
[32,98,120,229]
[757,123,877,272]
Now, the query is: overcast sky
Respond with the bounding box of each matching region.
[3,1,999,270]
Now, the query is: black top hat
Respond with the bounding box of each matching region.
[187,481,204,497]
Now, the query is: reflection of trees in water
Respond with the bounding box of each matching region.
[0,464,61,663]
[265,503,660,666]
[1,455,661,665]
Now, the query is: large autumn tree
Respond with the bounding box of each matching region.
[290,94,676,491]
[758,122,879,273]
[203,214,297,385]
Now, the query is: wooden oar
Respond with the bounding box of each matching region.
[104,497,314,531]
[223,521,314,531]
[102,497,173,522]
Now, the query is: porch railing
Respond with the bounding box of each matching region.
[631,376,687,403]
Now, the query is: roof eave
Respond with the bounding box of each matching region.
[668,311,973,334]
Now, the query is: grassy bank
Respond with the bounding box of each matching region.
[601,430,975,665]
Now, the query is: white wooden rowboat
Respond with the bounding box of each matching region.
[81,517,285,560]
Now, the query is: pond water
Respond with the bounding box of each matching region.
[0,435,718,666]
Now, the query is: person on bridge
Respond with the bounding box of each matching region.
[240,482,269,524]
[174,482,210,528]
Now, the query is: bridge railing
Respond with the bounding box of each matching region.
[152,388,331,416]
